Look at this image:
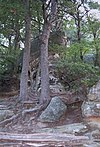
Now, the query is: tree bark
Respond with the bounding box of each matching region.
[77,11,83,61]
[40,23,51,104]
[19,0,31,101]
[40,0,57,104]
[94,41,99,66]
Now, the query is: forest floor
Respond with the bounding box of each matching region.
[0,94,100,147]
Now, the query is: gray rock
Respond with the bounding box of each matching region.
[35,123,88,135]
[83,54,95,64]
[50,83,66,94]
[0,109,14,122]
[49,75,58,85]
[82,80,100,117]
[83,142,100,147]
[38,97,67,122]
[88,81,100,102]
[91,130,100,142]
[82,101,100,117]
[54,123,88,134]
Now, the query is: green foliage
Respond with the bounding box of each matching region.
[88,1,100,10]
[49,44,67,54]
[56,59,100,90]
[0,0,24,37]
[0,46,20,80]
[62,41,90,62]
[87,17,100,37]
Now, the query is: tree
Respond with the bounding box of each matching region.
[40,0,57,104]
[85,1,100,66]
[0,0,25,86]
[87,16,100,66]
[19,0,31,101]
[59,0,89,60]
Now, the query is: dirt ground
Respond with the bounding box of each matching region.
[0,94,99,147]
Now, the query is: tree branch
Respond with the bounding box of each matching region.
[0,44,8,48]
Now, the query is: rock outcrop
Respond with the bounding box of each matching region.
[81,80,100,117]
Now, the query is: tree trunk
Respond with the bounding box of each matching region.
[39,0,57,104]
[94,43,99,66]
[77,13,83,61]
[95,50,99,66]
[34,63,40,92]
[40,23,51,104]
[19,0,31,101]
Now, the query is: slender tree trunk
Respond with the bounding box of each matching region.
[8,35,12,50]
[94,37,99,66]
[19,0,31,101]
[40,23,51,104]
[34,63,40,92]
[14,29,20,51]
[13,26,20,75]
[95,49,99,66]
[77,14,83,61]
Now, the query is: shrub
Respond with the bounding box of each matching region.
[56,59,100,91]
[49,44,67,55]
[0,46,20,80]
[0,46,20,92]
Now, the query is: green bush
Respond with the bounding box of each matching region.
[49,44,67,55]
[0,46,20,92]
[0,46,20,80]
[56,59,100,90]
[61,41,91,62]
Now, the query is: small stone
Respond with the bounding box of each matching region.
[88,94,97,101]
[96,104,100,109]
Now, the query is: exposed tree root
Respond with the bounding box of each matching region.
[0,102,49,128]
[0,113,20,127]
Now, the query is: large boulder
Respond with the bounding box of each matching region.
[38,97,67,122]
[81,80,100,117]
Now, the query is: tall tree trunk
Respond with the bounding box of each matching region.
[13,26,20,75]
[19,0,31,101]
[77,12,83,61]
[40,23,51,104]
[40,0,57,104]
